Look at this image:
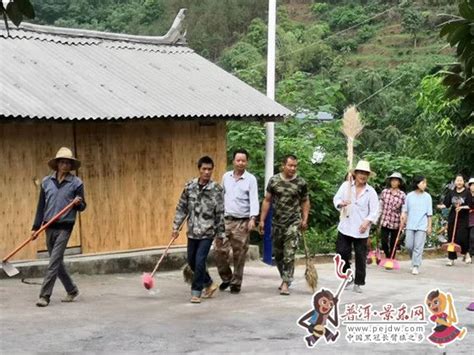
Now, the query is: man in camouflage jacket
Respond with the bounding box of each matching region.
[172,156,224,303]
[259,154,310,296]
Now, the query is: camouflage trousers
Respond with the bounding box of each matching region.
[273,222,301,283]
[214,218,250,286]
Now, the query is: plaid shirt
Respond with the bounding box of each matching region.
[379,188,406,229]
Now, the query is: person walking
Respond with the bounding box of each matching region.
[468,177,474,264]
[172,156,224,304]
[437,174,472,266]
[401,176,432,275]
[378,172,406,259]
[333,160,378,293]
[259,155,310,296]
[215,149,259,294]
[33,147,86,307]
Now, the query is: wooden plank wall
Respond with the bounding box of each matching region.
[0,122,81,261]
[76,120,227,254]
[1,120,226,259]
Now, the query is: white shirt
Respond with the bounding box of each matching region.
[333,181,379,238]
[222,170,259,218]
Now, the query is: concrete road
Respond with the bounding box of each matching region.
[1,258,473,354]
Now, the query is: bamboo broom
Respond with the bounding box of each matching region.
[303,232,318,292]
[340,106,364,219]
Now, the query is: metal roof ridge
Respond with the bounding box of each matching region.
[4,8,188,46]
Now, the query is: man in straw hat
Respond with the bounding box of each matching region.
[32,147,86,307]
[333,160,378,293]
[259,154,310,296]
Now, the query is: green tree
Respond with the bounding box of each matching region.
[401,4,425,47]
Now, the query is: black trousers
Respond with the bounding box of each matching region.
[336,232,368,286]
[381,226,398,258]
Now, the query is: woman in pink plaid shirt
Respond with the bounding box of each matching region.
[378,172,406,259]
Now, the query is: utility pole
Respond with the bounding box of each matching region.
[263,0,276,265]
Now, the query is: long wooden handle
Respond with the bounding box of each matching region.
[150,236,177,277]
[450,209,459,244]
[2,200,77,262]
[389,228,403,260]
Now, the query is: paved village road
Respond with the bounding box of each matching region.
[1,259,473,354]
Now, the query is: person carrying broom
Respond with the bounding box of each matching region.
[258,154,310,296]
[171,156,224,304]
[32,147,86,307]
[333,160,379,293]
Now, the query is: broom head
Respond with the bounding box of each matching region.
[381,258,400,270]
[182,264,194,284]
[142,272,154,290]
[367,250,377,265]
[442,242,461,253]
[305,261,318,292]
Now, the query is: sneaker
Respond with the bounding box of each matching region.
[202,282,218,299]
[353,285,362,293]
[279,282,290,295]
[190,296,201,304]
[446,260,454,266]
[36,297,49,307]
[219,281,230,291]
[61,290,79,303]
[412,267,419,275]
[465,254,472,264]
[230,285,241,294]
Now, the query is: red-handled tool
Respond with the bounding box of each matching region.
[1,200,78,277]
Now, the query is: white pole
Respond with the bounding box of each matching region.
[265,0,276,187]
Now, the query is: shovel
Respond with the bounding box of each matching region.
[1,200,77,277]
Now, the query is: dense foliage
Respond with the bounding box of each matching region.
[29,0,473,254]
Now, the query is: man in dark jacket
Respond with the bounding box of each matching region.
[33,147,86,307]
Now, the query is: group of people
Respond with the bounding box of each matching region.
[31,147,473,307]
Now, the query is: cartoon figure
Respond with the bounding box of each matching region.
[297,289,340,347]
[425,289,467,347]
[297,255,350,348]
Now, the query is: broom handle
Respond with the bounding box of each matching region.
[336,269,352,299]
[2,200,77,263]
[388,228,403,260]
[450,209,459,244]
[150,235,178,277]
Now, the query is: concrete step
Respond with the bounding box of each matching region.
[0,245,260,279]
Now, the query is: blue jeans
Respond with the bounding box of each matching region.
[405,230,426,267]
[187,238,213,296]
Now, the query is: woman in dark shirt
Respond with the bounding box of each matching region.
[437,174,472,265]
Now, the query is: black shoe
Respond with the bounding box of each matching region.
[230,285,241,294]
[219,281,230,291]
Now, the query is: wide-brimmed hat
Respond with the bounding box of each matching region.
[386,171,405,184]
[469,177,474,186]
[48,147,81,170]
[351,160,374,176]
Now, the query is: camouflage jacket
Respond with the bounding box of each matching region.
[172,178,225,240]
[266,173,309,227]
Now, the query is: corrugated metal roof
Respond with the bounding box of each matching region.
[0,24,292,121]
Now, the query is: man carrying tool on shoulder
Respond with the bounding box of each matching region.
[33,147,86,307]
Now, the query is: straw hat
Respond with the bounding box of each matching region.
[386,171,405,184]
[351,160,374,175]
[48,147,81,170]
[469,177,474,186]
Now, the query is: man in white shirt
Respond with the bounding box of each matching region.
[333,160,379,293]
[215,149,259,294]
